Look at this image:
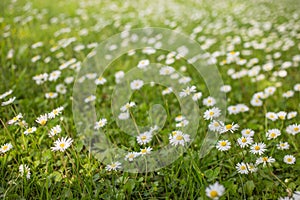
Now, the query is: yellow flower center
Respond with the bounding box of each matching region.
[3,146,8,150]
[294,127,299,131]
[53,110,58,115]
[128,154,134,158]
[209,111,214,116]
[263,157,268,161]
[241,138,247,143]
[279,115,285,120]
[240,165,246,170]
[141,136,147,140]
[255,146,260,151]
[59,143,65,148]
[110,164,116,168]
[172,131,177,136]
[287,158,292,162]
[210,190,218,198]
[220,141,227,146]
[225,124,232,130]
[141,149,147,154]
[176,135,183,141]
[40,120,47,126]
[13,117,18,121]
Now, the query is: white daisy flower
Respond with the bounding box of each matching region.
[19,164,31,179]
[179,86,197,97]
[137,59,150,69]
[216,140,231,151]
[178,76,192,84]
[266,129,281,140]
[208,120,224,133]
[159,66,175,75]
[50,137,73,152]
[95,76,107,85]
[277,142,290,150]
[49,125,62,137]
[175,119,189,127]
[277,111,287,120]
[220,122,239,133]
[0,89,13,99]
[137,131,153,145]
[140,147,152,155]
[48,70,61,81]
[33,73,48,85]
[105,161,122,171]
[55,84,67,94]
[246,163,258,173]
[45,92,58,99]
[115,71,125,84]
[192,92,202,101]
[286,124,300,135]
[250,143,267,155]
[35,114,48,126]
[250,98,263,107]
[162,87,173,95]
[283,155,296,164]
[256,156,275,167]
[24,127,37,135]
[84,95,96,103]
[236,162,249,174]
[48,107,64,119]
[130,80,144,90]
[205,182,225,200]
[169,131,190,146]
[241,129,255,137]
[1,97,16,106]
[120,102,136,112]
[287,111,297,119]
[283,90,294,98]
[0,143,13,153]
[94,118,107,130]
[237,136,253,148]
[8,113,23,125]
[125,152,140,161]
[220,85,231,93]
[227,105,239,115]
[203,107,221,120]
[266,112,278,121]
[175,115,185,122]
[203,96,216,107]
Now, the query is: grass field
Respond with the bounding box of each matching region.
[1,0,300,199]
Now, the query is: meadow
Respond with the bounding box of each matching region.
[1,0,300,199]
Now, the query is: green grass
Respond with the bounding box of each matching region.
[1,0,300,199]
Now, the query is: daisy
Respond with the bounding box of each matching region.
[283,155,296,164]
[250,98,263,107]
[192,92,202,101]
[35,114,48,126]
[203,96,216,107]
[246,163,258,173]
[241,129,255,137]
[137,59,150,69]
[45,92,58,99]
[266,129,281,140]
[94,118,107,130]
[286,124,300,135]
[33,73,48,85]
[50,137,73,152]
[140,147,152,156]
[8,113,23,125]
[178,76,192,84]
[24,127,37,135]
[208,120,224,133]
[169,131,190,146]
[176,119,189,127]
[48,106,64,119]
[0,143,13,153]
[105,161,122,171]
[1,97,16,106]
[266,112,278,121]
[250,143,267,155]
[227,105,239,115]
[130,80,144,90]
[0,89,13,99]
[55,84,67,94]
[287,111,297,119]
[179,86,197,97]
[84,95,96,103]
[48,70,61,81]
[17,120,28,128]
[120,102,136,112]
[277,111,287,120]
[162,87,173,95]
[236,162,249,174]
[118,112,130,120]
[277,142,290,150]
[220,85,231,93]
[159,66,175,75]
[19,164,31,179]
[237,136,253,148]
[49,125,62,137]
[205,182,225,200]
[115,71,125,84]
[125,152,140,161]
[294,83,300,91]
[220,122,239,133]
[283,90,294,98]
[216,140,231,151]
[175,115,185,122]
[203,107,221,120]
[256,156,275,167]
[137,131,153,145]
[94,76,107,85]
